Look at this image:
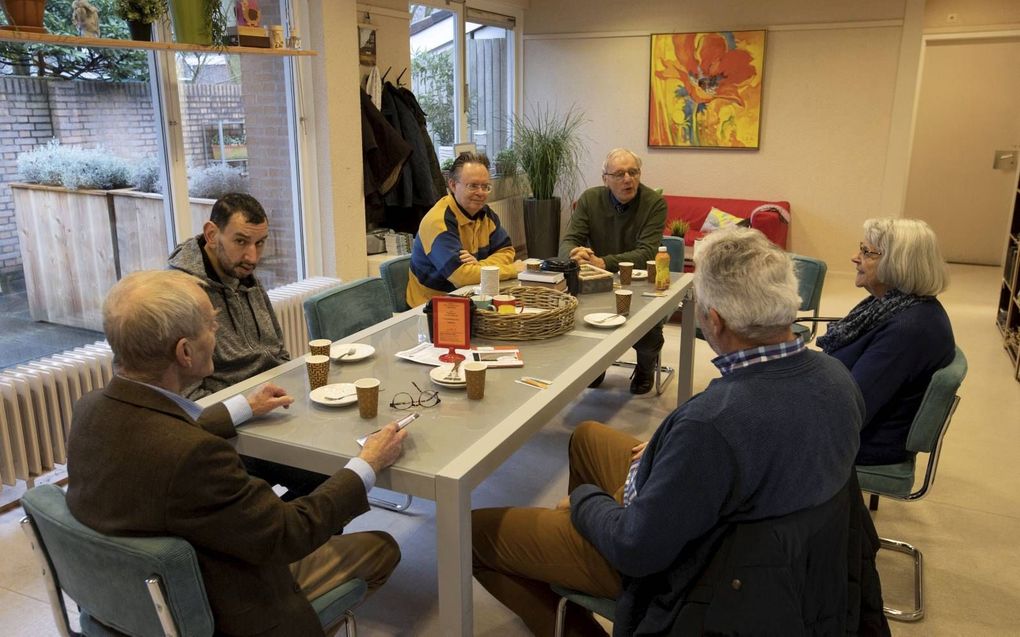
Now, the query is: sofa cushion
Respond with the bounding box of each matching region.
[662,195,790,249]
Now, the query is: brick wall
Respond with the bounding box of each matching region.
[0,77,296,283]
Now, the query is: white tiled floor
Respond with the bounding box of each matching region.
[1,264,1017,635]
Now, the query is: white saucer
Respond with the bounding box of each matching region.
[429,364,467,388]
[631,269,648,280]
[584,312,626,328]
[330,343,375,362]
[309,383,357,406]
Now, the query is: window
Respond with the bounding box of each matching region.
[465,8,515,162]
[0,3,308,368]
[409,3,517,168]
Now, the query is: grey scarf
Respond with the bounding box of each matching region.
[818,289,929,353]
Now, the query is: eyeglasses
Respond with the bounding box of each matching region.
[389,382,440,410]
[858,243,883,259]
[460,182,492,193]
[603,168,641,180]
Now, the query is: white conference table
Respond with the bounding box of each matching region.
[201,272,695,636]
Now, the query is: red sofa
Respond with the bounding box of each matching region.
[662,195,791,249]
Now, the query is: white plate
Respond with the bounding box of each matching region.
[584,312,626,328]
[309,383,357,406]
[429,363,467,388]
[330,343,375,362]
[631,269,648,280]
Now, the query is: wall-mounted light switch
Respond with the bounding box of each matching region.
[993,150,1017,171]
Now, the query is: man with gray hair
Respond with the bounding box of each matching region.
[559,148,668,393]
[473,227,867,635]
[66,270,406,636]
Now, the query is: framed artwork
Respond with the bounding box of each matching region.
[648,30,766,149]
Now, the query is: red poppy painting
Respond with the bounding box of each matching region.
[649,31,766,149]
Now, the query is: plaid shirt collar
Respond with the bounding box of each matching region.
[711,337,806,376]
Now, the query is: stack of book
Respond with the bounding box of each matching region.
[226,25,271,48]
[517,269,567,292]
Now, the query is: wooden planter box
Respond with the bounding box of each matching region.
[12,184,216,331]
[211,144,247,161]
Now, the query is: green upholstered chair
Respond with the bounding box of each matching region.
[19,484,366,637]
[379,254,412,313]
[552,584,615,637]
[304,278,393,343]
[303,278,414,513]
[790,254,828,343]
[856,346,968,622]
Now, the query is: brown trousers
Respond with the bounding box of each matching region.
[290,530,400,629]
[472,421,639,637]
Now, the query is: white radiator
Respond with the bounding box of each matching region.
[488,196,527,254]
[0,277,342,495]
[267,276,343,357]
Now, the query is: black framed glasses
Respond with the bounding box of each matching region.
[389,382,441,410]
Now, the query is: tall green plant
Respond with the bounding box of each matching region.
[511,105,586,201]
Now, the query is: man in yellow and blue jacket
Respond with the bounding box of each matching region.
[406,152,524,307]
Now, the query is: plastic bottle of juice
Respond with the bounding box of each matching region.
[655,246,670,291]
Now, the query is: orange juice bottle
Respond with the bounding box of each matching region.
[655,246,670,290]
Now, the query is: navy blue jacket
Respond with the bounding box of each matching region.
[828,299,954,465]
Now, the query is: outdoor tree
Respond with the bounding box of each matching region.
[0,0,150,81]
[411,47,454,146]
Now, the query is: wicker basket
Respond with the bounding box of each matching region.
[473,286,578,340]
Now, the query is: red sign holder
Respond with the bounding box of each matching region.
[432,296,471,363]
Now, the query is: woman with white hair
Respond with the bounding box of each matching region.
[818,218,955,466]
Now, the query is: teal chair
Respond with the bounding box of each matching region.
[379,254,412,313]
[19,484,366,637]
[856,346,968,622]
[304,278,414,513]
[552,584,615,637]
[790,254,827,343]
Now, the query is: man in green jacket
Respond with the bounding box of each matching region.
[559,149,668,394]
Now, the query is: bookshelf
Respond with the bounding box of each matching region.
[996,169,1020,382]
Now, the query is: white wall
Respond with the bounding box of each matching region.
[522,2,916,272]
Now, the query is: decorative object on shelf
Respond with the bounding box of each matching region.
[72,0,100,37]
[649,30,766,149]
[286,23,299,49]
[114,0,167,42]
[168,0,227,46]
[234,0,259,26]
[510,104,586,259]
[267,23,282,49]
[1,0,48,33]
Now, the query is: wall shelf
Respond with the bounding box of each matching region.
[0,29,316,56]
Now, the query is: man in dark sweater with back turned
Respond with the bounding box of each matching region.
[473,227,867,636]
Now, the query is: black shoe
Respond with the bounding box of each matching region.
[588,371,606,388]
[630,368,654,395]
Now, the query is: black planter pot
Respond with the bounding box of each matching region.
[522,197,561,259]
[127,20,153,41]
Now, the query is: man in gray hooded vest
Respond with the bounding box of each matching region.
[169,193,322,497]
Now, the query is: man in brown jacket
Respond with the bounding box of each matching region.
[66,270,407,636]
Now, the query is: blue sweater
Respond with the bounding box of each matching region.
[570,350,864,633]
[828,298,955,465]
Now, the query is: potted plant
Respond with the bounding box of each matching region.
[114,0,167,41]
[168,0,227,46]
[661,219,689,268]
[0,0,47,33]
[510,105,586,259]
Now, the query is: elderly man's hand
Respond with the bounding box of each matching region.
[246,383,294,417]
[569,246,593,262]
[512,260,526,273]
[459,250,479,264]
[358,422,407,474]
